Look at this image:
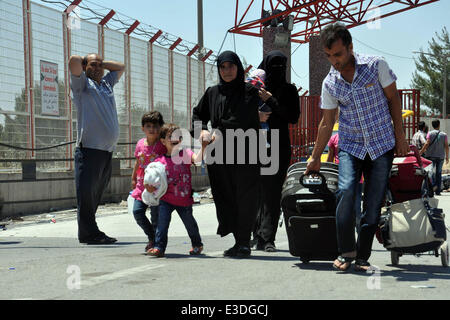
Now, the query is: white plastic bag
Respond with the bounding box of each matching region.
[127,192,135,215]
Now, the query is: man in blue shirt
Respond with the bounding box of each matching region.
[305,23,409,271]
[69,53,125,244]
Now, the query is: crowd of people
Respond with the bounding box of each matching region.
[68,23,446,271]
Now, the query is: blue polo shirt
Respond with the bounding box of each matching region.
[70,71,120,152]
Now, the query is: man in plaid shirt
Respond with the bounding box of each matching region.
[305,23,409,272]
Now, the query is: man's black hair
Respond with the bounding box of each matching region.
[320,23,352,49]
[432,119,440,129]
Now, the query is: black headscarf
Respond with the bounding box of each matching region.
[258,50,287,91]
[217,51,245,96]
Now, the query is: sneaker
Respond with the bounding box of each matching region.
[146,248,164,257]
[189,246,203,255]
[145,240,154,252]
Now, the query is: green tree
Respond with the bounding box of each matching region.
[411,27,450,116]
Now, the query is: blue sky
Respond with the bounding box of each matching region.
[83,0,448,91]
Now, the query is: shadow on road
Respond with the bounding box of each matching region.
[379,264,450,282]
[0,241,22,245]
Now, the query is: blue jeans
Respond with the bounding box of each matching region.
[154,200,203,252]
[336,149,393,261]
[132,199,159,242]
[429,157,444,194]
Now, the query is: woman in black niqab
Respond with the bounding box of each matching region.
[191,50,261,258]
[253,50,301,252]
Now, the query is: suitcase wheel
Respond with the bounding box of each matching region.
[300,258,310,264]
[391,251,401,266]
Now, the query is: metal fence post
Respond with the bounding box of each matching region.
[124,20,139,168]
[148,30,163,112]
[169,38,182,124]
[62,11,72,170]
[168,50,174,123]
[22,0,35,159]
[187,45,199,129]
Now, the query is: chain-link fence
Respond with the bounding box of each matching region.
[0,0,218,171]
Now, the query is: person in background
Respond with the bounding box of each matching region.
[420,119,449,195]
[69,53,125,245]
[252,50,300,252]
[412,121,427,152]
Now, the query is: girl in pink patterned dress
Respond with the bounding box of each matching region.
[131,111,166,252]
[146,123,208,257]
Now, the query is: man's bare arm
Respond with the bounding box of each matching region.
[102,60,125,81]
[69,55,83,76]
[305,108,337,174]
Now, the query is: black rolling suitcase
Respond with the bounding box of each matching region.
[281,164,339,263]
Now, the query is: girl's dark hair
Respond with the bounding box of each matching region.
[320,23,352,49]
[159,123,180,139]
[417,121,426,131]
[141,111,164,127]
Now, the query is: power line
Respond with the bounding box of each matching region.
[353,37,414,60]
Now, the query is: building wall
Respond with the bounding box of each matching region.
[0,165,210,218]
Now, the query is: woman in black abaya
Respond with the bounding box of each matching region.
[191,51,261,257]
[253,50,300,252]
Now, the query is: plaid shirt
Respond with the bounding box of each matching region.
[323,53,396,160]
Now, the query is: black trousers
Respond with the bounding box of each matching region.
[75,147,112,241]
[254,148,291,244]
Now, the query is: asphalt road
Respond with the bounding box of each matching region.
[1,195,450,301]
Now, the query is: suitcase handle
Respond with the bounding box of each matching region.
[299,171,331,193]
[396,145,424,168]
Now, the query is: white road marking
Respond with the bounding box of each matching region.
[193,241,290,258]
[81,264,165,288]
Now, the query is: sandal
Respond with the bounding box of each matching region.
[333,256,354,271]
[354,259,371,272]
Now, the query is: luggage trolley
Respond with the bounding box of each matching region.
[378,146,449,267]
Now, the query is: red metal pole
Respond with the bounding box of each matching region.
[200,50,213,62]
[125,20,140,35]
[124,22,139,167]
[169,37,182,51]
[148,31,162,112]
[98,10,115,58]
[64,0,82,14]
